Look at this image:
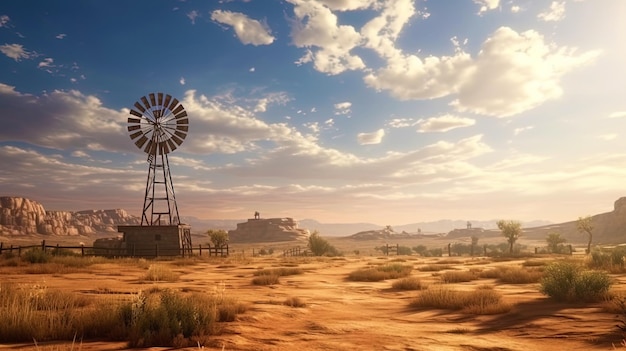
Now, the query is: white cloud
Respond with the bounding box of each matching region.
[511,5,521,13]
[211,10,274,46]
[56,33,66,39]
[608,111,626,118]
[360,0,414,60]
[0,43,33,61]
[38,57,54,69]
[334,101,352,115]
[180,77,186,85]
[0,15,10,27]
[474,0,500,14]
[417,115,476,133]
[538,1,566,22]
[452,27,599,117]
[288,0,365,74]
[357,128,385,145]
[249,67,255,72]
[513,125,534,135]
[316,0,376,11]
[187,10,200,24]
[387,118,416,128]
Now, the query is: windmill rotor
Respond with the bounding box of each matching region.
[128,92,189,157]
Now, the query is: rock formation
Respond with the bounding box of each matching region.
[228,217,309,242]
[0,196,139,236]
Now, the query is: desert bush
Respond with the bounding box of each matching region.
[540,261,612,302]
[397,246,413,255]
[522,259,547,267]
[417,264,451,272]
[347,263,412,282]
[254,267,303,276]
[479,266,543,284]
[440,270,476,283]
[283,296,307,307]
[22,248,52,264]
[308,231,341,256]
[391,277,424,290]
[143,264,180,282]
[411,285,510,314]
[252,273,280,285]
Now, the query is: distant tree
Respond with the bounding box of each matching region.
[385,225,393,233]
[471,235,479,256]
[496,220,522,254]
[207,229,229,248]
[397,245,412,255]
[308,231,339,256]
[577,215,594,254]
[546,232,566,253]
[412,245,428,256]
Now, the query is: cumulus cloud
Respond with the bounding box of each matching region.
[56,33,66,39]
[417,115,476,133]
[334,101,352,115]
[316,0,376,11]
[211,10,275,46]
[180,77,186,85]
[474,0,500,14]
[0,15,10,27]
[357,128,385,145]
[0,43,33,61]
[288,0,365,74]
[38,57,54,69]
[538,1,566,22]
[366,26,599,117]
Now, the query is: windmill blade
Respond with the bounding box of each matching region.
[128,124,141,132]
[129,109,143,118]
[176,125,189,132]
[141,96,151,111]
[134,135,148,148]
[128,117,141,124]
[144,140,155,154]
[167,138,178,152]
[172,104,185,115]
[168,98,179,111]
[163,94,172,110]
[159,141,170,154]
[174,110,187,119]
[157,93,164,107]
[149,93,156,107]
[129,130,143,140]
[177,118,189,126]
[133,102,146,113]
[171,134,184,145]
[174,130,187,140]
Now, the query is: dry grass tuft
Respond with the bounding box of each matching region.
[417,264,451,272]
[478,266,543,284]
[391,277,424,291]
[143,264,180,282]
[347,263,412,282]
[283,296,307,308]
[440,270,477,283]
[410,285,511,315]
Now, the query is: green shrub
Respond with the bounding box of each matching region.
[540,261,612,302]
[22,248,52,264]
[308,231,340,256]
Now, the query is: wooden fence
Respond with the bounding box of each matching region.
[283,246,309,257]
[0,240,229,258]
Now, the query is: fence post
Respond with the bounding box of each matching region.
[0,242,3,254]
[199,244,202,256]
[17,246,21,257]
[42,240,46,252]
[226,244,229,256]
[569,244,573,255]
[81,244,85,256]
[396,244,399,255]
[535,247,538,254]
[448,243,451,257]
[56,243,60,256]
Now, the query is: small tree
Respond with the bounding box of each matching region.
[207,229,229,248]
[577,215,593,254]
[471,235,479,256]
[308,231,339,256]
[496,220,522,254]
[546,232,566,253]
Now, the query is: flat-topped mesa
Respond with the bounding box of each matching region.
[0,196,140,236]
[228,217,310,243]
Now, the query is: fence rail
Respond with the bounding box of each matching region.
[0,240,229,258]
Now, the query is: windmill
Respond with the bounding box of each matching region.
[117,92,192,257]
[128,92,188,225]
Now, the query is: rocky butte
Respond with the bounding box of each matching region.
[0,196,139,236]
[228,217,310,243]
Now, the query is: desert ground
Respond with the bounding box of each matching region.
[1,235,625,351]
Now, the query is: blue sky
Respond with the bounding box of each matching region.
[1,0,625,226]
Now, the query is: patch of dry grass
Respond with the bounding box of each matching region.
[410,285,511,315]
[347,263,412,282]
[143,264,180,282]
[417,264,452,272]
[391,277,424,290]
[478,266,543,284]
[440,270,477,283]
[283,296,307,307]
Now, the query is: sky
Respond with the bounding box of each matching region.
[1,0,626,226]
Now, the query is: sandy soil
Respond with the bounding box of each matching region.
[1,251,625,351]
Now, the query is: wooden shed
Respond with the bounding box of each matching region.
[117,224,192,257]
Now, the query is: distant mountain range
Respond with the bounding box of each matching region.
[180,216,552,237]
